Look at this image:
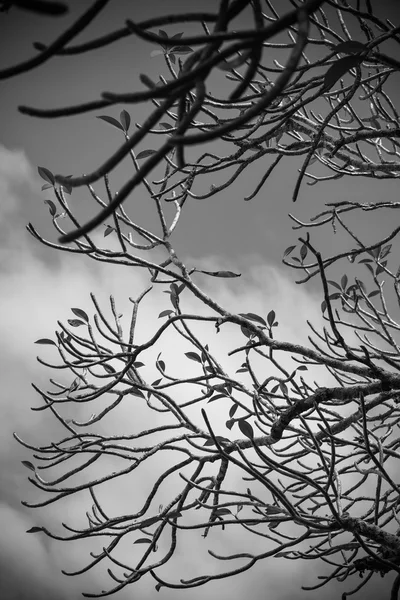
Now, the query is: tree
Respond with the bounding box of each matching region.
[13,1,400,598]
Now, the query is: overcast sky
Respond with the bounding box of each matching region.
[0,1,400,599]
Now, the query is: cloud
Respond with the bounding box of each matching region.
[0,145,393,600]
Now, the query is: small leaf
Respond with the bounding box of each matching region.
[158,29,168,39]
[103,364,116,374]
[133,362,144,368]
[341,274,348,290]
[240,312,267,326]
[136,149,157,159]
[196,269,241,278]
[97,115,125,131]
[71,308,89,323]
[26,527,43,533]
[35,338,55,345]
[185,352,202,363]
[157,360,166,372]
[41,183,52,191]
[297,365,308,371]
[22,461,35,471]
[238,419,254,439]
[300,244,308,261]
[170,46,193,54]
[283,245,296,258]
[44,199,57,216]
[323,55,363,91]
[229,404,238,418]
[160,122,173,130]
[134,538,152,544]
[150,49,164,57]
[214,508,231,516]
[241,325,252,338]
[130,388,145,398]
[120,109,131,132]
[226,419,234,430]
[38,166,55,185]
[67,319,84,327]
[203,436,230,447]
[104,225,115,237]
[335,40,367,55]
[267,310,276,327]
[265,505,286,514]
[159,310,174,318]
[368,290,380,298]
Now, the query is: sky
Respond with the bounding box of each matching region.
[0,1,400,599]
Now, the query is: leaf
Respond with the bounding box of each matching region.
[67,319,84,327]
[41,183,52,190]
[134,538,152,544]
[240,312,267,326]
[159,310,174,318]
[38,166,55,185]
[97,115,125,131]
[238,419,254,439]
[203,436,230,447]
[225,419,234,430]
[170,45,193,54]
[35,338,55,345]
[158,29,168,39]
[44,199,57,216]
[160,122,173,130]
[136,149,157,159]
[368,289,380,298]
[104,225,115,237]
[300,244,308,261]
[323,55,363,91]
[214,508,231,516]
[71,308,89,323]
[265,505,286,514]
[26,527,43,533]
[133,362,144,368]
[120,109,131,132]
[150,49,164,58]
[241,325,252,338]
[130,388,145,399]
[197,269,241,278]
[328,280,342,290]
[335,40,367,55]
[185,352,202,363]
[171,32,183,40]
[208,394,227,403]
[283,245,296,258]
[157,360,165,372]
[297,365,308,371]
[22,460,35,471]
[341,274,348,290]
[267,310,276,327]
[229,404,238,418]
[103,364,116,374]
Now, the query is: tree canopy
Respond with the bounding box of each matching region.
[7,1,400,598]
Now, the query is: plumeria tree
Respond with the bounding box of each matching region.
[12,1,400,598]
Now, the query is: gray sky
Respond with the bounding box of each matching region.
[0,1,399,599]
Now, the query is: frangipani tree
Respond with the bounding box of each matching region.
[12,1,400,598]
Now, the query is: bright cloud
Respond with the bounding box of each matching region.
[0,144,387,599]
